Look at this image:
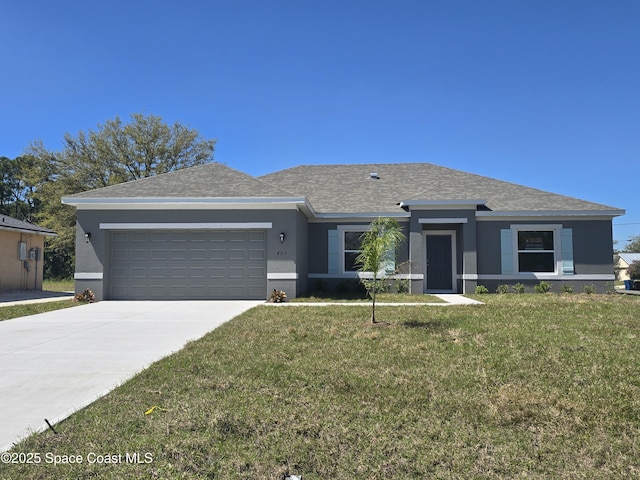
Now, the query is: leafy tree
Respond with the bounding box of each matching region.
[356,217,406,324]
[623,234,640,253]
[628,260,640,280]
[24,113,217,279]
[0,156,40,220]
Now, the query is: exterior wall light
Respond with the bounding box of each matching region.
[279,232,286,243]
[85,232,92,243]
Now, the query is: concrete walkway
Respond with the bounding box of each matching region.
[264,294,484,306]
[0,300,261,452]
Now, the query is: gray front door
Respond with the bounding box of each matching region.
[426,234,453,291]
[108,230,267,300]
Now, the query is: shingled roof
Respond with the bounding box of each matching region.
[64,161,622,216]
[260,163,621,214]
[0,215,57,236]
[64,163,296,200]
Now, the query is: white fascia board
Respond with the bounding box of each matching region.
[310,212,410,222]
[100,222,273,230]
[419,218,468,224]
[399,199,486,208]
[62,196,309,210]
[476,210,626,220]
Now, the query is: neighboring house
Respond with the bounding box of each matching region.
[615,252,640,281]
[62,162,625,300]
[0,214,56,290]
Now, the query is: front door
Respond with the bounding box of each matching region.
[425,232,455,292]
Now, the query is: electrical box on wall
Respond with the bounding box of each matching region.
[29,248,40,261]
[18,242,27,261]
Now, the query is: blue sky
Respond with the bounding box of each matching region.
[2,1,638,245]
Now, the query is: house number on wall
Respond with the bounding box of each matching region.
[277,250,288,256]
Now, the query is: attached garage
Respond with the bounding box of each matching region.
[108,229,267,300]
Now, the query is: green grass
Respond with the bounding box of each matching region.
[0,300,77,322]
[292,292,445,303]
[2,294,640,479]
[42,278,75,292]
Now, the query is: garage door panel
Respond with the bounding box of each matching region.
[210,232,226,242]
[111,268,128,280]
[169,267,188,279]
[248,249,265,260]
[111,249,128,261]
[130,232,150,243]
[169,249,188,261]
[150,249,168,260]
[130,249,148,261]
[209,285,226,297]
[228,232,246,242]
[109,229,267,300]
[228,249,246,261]
[112,232,129,243]
[189,249,207,261]
[246,285,266,297]
[149,267,168,279]
[228,267,245,279]
[188,267,207,279]
[248,232,265,242]
[209,267,226,278]
[210,250,226,261]
[227,284,246,296]
[190,232,208,242]
[151,232,170,242]
[248,267,266,278]
[130,267,149,279]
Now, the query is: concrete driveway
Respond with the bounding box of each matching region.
[0,300,261,452]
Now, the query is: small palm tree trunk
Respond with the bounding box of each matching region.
[371,289,377,324]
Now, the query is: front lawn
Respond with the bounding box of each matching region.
[0,300,77,322]
[3,294,639,479]
[42,278,75,293]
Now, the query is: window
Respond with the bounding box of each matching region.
[517,230,555,272]
[501,225,573,276]
[329,225,401,275]
[343,230,366,272]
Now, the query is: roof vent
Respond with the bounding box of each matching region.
[370,172,379,180]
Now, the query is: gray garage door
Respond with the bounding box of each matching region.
[108,230,267,300]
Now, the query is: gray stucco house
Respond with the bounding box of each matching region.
[62,162,624,300]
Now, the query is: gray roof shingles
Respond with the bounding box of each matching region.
[65,161,622,215]
[0,215,56,236]
[65,163,296,199]
[260,163,621,214]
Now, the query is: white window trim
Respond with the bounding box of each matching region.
[337,225,369,274]
[336,224,400,276]
[511,224,562,275]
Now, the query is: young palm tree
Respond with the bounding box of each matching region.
[356,217,406,324]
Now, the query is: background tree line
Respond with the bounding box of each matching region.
[1,113,216,279]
